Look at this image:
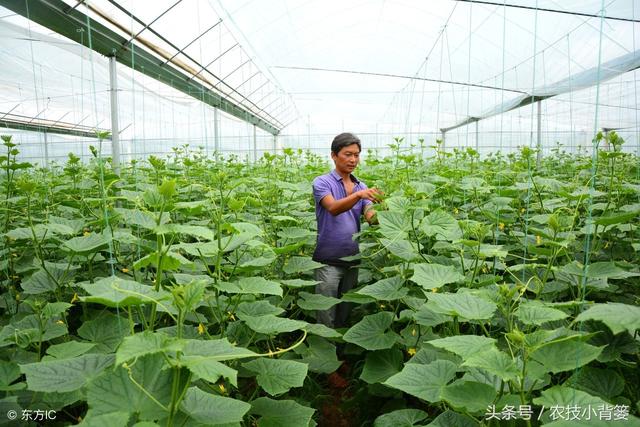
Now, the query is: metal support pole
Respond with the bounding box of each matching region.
[475,120,479,153]
[253,124,257,163]
[273,134,277,153]
[43,131,49,168]
[536,100,542,167]
[109,56,121,174]
[214,107,220,155]
[441,130,446,151]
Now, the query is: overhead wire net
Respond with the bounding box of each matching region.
[0,0,638,158]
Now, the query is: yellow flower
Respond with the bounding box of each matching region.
[453,208,459,215]
[83,231,91,237]
[71,293,79,304]
[407,348,417,356]
[498,222,505,231]
[535,235,542,245]
[218,383,226,394]
[56,320,65,325]
[121,267,129,273]
[227,312,236,321]
[431,288,438,293]
[520,208,526,214]
[197,323,205,335]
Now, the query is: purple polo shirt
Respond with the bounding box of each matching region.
[312,169,372,266]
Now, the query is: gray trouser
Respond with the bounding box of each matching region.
[314,264,358,328]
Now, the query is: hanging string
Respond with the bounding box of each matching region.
[85,10,116,278]
[465,3,472,150]
[634,1,640,203]
[24,1,43,167]
[581,0,606,293]
[493,0,507,268]
[520,0,538,284]
[567,35,574,154]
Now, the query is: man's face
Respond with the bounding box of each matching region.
[331,143,361,174]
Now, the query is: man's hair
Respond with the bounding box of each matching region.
[331,132,361,155]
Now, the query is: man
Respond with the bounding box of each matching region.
[312,132,381,328]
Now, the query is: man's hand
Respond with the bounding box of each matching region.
[357,188,383,203]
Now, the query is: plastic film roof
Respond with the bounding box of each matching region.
[216,0,640,135]
[1,0,639,147]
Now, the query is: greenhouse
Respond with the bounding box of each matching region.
[0,0,639,426]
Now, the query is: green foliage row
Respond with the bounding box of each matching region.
[0,134,639,426]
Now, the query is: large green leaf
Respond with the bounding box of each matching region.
[78,313,131,353]
[530,339,603,373]
[561,261,639,280]
[440,380,497,413]
[236,301,285,318]
[356,276,408,301]
[81,276,170,307]
[180,387,250,425]
[293,336,341,374]
[360,348,403,384]
[243,315,308,335]
[21,268,63,294]
[343,312,400,350]
[250,397,315,427]
[420,210,461,241]
[410,264,465,290]
[172,241,219,257]
[20,354,114,392]
[62,232,110,254]
[594,210,639,226]
[461,348,519,381]
[181,338,257,361]
[154,224,215,241]
[515,301,569,326]
[133,251,192,271]
[217,277,283,297]
[280,279,321,289]
[532,385,606,408]
[381,238,419,261]
[534,386,640,426]
[414,304,451,327]
[427,335,496,359]
[243,358,308,396]
[114,208,164,230]
[575,303,640,335]
[296,291,340,311]
[116,331,182,365]
[77,411,131,427]
[45,341,96,360]
[0,361,20,387]
[427,292,497,320]
[181,357,238,386]
[566,367,624,400]
[86,354,172,419]
[283,256,324,275]
[373,409,428,427]
[377,210,411,240]
[383,360,458,402]
[302,323,342,338]
[426,410,479,427]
